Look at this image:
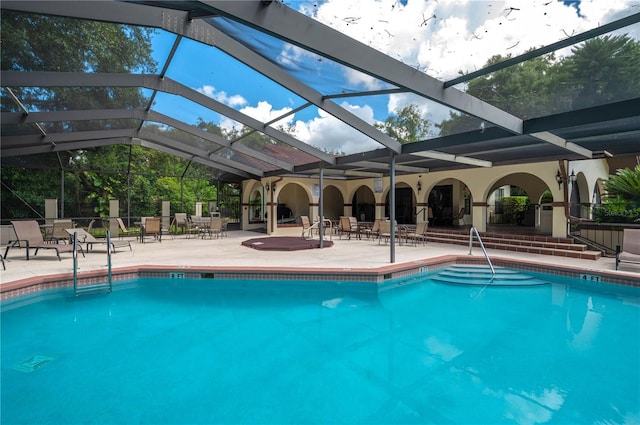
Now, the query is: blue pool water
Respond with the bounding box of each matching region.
[2,273,639,424]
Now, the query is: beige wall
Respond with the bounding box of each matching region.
[243,159,610,238]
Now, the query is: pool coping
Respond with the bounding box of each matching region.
[1,255,638,300]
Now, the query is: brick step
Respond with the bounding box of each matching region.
[423,233,602,260]
[426,230,587,252]
[429,227,574,244]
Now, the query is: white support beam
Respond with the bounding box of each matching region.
[530,131,593,158]
[412,151,493,167]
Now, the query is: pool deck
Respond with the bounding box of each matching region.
[1,230,639,289]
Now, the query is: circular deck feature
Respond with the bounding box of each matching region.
[241,236,333,251]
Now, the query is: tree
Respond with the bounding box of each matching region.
[1,11,158,219]
[375,104,432,143]
[439,35,640,135]
[438,51,558,136]
[557,34,640,109]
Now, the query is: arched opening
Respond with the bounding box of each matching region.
[352,185,375,222]
[275,183,309,224]
[248,188,264,223]
[427,179,469,227]
[486,173,551,233]
[570,171,590,219]
[323,185,344,220]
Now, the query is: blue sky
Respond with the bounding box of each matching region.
[148,0,637,154]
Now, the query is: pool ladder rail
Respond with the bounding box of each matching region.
[72,230,113,296]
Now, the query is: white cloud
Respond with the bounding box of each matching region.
[292,102,382,154]
[219,101,295,134]
[196,85,247,107]
[308,0,638,79]
[202,1,637,155]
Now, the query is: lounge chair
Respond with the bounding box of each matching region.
[4,220,84,261]
[616,228,640,270]
[116,217,133,239]
[50,219,74,243]
[65,228,131,253]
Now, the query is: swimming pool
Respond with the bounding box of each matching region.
[2,272,639,424]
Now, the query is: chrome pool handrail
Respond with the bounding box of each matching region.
[469,227,495,276]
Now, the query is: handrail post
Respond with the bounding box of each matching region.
[469,226,495,276]
[107,230,112,292]
[72,231,78,294]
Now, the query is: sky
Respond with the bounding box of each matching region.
[150,0,639,155]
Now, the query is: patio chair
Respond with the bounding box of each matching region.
[204,217,222,239]
[173,213,188,235]
[4,220,84,261]
[221,217,229,238]
[116,217,133,239]
[363,218,381,240]
[141,217,162,243]
[616,228,640,270]
[300,216,313,239]
[405,221,429,246]
[378,220,391,245]
[50,219,74,243]
[453,208,466,226]
[65,228,131,253]
[378,220,398,245]
[339,216,359,239]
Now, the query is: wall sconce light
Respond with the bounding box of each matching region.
[417,181,422,192]
[555,170,563,189]
[271,183,276,191]
[265,183,270,191]
[569,170,577,185]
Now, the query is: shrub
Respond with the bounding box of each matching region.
[502,196,530,225]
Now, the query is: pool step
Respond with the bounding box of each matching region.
[432,265,549,286]
[423,228,602,260]
[74,283,112,296]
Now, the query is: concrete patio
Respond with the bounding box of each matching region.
[2,230,636,286]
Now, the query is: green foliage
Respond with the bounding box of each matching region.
[604,166,640,202]
[375,105,433,143]
[593,166,640,224]
[540,189,553,204]
[593,195,640,224]
[502,196,529,225]
[440,35,640,135]
[558,35,640,109]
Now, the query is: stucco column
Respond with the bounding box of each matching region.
[375,202,386,220]
[109,199,119,236]
[310,203,319,222]
[472,202,487,232]
[552,202,568,238]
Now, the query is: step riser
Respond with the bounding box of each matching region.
[423,235,601,260]
[426,232,586,251]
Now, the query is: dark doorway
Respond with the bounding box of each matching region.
[385,187,414,224]
[429,185,453,225]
